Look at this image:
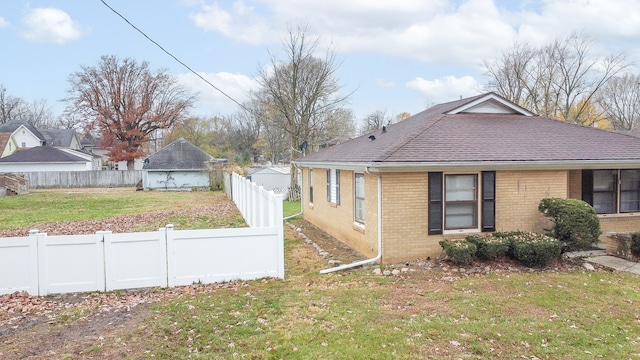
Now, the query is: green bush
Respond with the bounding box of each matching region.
[466,234,510,260]
[631,233,640,258]
[439,240,477,265]
[538,198,601,251]
[510,232,563,267]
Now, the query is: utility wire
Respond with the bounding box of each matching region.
[98,0,250,113]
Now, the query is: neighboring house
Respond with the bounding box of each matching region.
[0,146,93,172]
[39,128,82,150]
[0,133,18,158]
[294,92,640,264]
[248,166,293,197]
[0,120,45,149]
[142,138,214,190]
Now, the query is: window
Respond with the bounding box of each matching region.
[620,170,640,212]
[428,171,495,234]
[21,142,26,148]
[354,173,365,224]
[309,169,314,204]
[445,174,478,230]
[584,169,640,214]
[326,169,340,204]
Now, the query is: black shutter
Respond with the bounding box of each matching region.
[582,170,593,206]
[326,169,331,202]
[428,172,443,235]
[336,170,340,205]
[481,171,496,232]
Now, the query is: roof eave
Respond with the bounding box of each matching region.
[294,159,640,172]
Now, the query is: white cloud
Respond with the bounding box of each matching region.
[189,2,271,45]
[176,71,260,115]
[189,0,640,68]
[406,75,483,103]
[0,16,9,28]
[21,8,82,44]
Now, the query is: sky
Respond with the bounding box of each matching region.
[1,0,640,125]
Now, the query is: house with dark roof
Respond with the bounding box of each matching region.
[0,146,92,172]
[142,138,214,190]
[294,92,640,264]
[39,128,81,150]
[0,120,45,149]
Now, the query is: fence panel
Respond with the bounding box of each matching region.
[167,226,282,287]
[0,234,38,295]
[104,230,168,291]
[38,233,105,295]
[23,170,143,188]
[0,171,284,296]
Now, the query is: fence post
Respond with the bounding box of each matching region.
[274,193,285,279]
[99,231,111,292]
[35,231,48,296]
[165,224,175,288]
[27,230,40,296]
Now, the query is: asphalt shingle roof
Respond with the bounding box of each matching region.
[0,146,87,163]
[39,129,77,147]
[143,138,213,170]
[297,93,640,165]
[0,120,45,141]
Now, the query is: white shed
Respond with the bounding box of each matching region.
[248,166,292,197]
[142,138,213,191]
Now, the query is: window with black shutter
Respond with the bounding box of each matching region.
[428,172,443,235]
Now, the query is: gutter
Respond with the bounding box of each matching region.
[283,163,303,220]
[293,159,640,172]
[320,167,382,274]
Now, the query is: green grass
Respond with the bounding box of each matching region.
[284,200,301,218]
[130,269,640,359]
[3,190,640,359]
[0,189,245,230]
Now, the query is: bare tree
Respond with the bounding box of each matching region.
[0,85,28,124]
[64,55,195,169]
[257,24,352,188]
[485,32,629,124]
[359,109,393,135]
[595,73,640,130]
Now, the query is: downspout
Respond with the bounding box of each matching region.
[284,163,303,220]
[320,167,382,274]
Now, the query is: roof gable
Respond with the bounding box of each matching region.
[144,138,214,170]
[39,128,79,148]
[0,120,46,142]
[446,92,534,116]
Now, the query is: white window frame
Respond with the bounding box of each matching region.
[443,173,481,234]
[354,173,365,224]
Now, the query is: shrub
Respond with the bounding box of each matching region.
[631,233,640,258]
[510,232,563,267]
[466,234,510,260]
[538,198,601,251]
[439,240,477,265]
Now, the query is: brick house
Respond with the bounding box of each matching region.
[293,93,640,265]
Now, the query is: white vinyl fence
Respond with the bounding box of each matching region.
[0,173,284,296]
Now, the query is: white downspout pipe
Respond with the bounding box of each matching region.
[320,167,382,274]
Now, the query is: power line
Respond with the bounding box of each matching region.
[98,0,250,113]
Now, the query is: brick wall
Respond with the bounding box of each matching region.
[302,168,584,265]
[495,170,567,233]
[302,168,378,258]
